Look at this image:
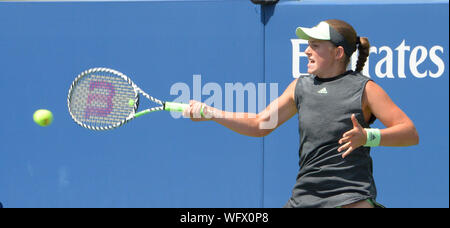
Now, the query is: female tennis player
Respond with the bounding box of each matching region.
[183,19,419,208]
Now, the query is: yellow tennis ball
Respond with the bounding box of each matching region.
[33,109,53,127]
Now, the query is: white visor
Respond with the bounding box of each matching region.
[295,21,357,57]
[295,21,331,41]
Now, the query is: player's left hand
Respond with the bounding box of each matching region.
[338,114,367,158]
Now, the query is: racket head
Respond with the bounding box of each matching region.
[67,67,139,130]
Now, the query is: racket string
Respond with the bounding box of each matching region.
[68,68,165,130]
[69,70,137,130]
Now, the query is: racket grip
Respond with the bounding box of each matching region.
[164,102,190,112]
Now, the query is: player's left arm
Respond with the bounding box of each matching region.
[338,81,419,158]
[364,80,419,147]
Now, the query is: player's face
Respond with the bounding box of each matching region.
[305,39,338,77]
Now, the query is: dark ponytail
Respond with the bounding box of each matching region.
[355,37,370,73]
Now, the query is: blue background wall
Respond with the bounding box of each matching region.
[0,0,448,208]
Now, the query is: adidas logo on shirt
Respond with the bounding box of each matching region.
[317,87,328,94]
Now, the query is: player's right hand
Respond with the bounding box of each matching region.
[182,100,214,121]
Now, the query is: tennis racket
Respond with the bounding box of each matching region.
[67,67,189,130]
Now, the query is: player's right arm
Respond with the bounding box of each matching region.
[184,79,299,137]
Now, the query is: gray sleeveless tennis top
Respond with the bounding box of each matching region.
[286,71,377,208]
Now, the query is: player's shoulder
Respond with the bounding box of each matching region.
[349,71,379,87]
[297,74,315,81]
[359,74,389,100]
[349,71,371,81]
[295,74,315,87]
